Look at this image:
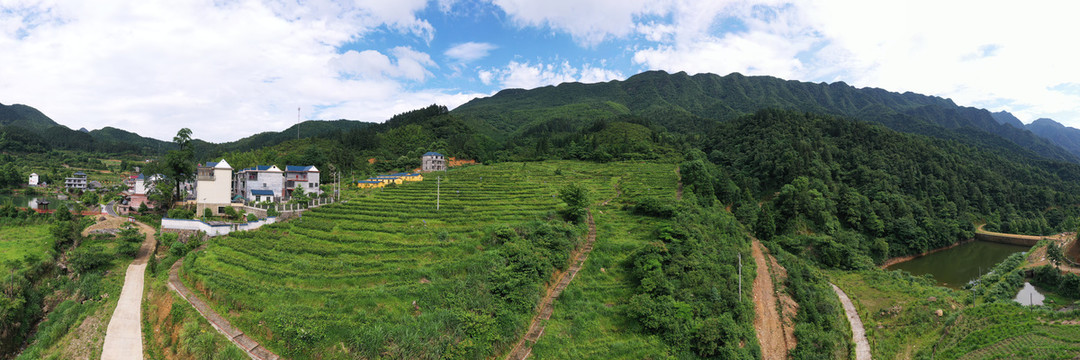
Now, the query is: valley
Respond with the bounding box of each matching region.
[2,71,1080,359]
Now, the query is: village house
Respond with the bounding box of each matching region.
[355,180,383,189]
[422,152,446,172]
[195,159,234,215]
[284,165,321,197]
[65,172,88,190]
[234,165,285,203]
[28,173,38,186]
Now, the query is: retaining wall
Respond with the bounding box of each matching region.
[162,217,277,237]
[973,231,1043,247]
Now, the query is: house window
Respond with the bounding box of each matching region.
[308,183,313,188]
[217,206,225,214]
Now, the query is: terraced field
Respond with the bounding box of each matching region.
[183,161,679,359]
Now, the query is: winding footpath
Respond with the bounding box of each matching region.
[830,283,872,360]
[504,209,598,360]
[100,218,156,360]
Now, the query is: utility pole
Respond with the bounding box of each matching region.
[297,107,301,140]
[437,176,440,210]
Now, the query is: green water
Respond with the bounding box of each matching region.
[0,194,73,210]
[886,240,1030,289]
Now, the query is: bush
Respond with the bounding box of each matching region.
[558,183,591,221]
[69,244,111,274]
[632,196,675,218]
[167,208,194,219]
[247,214,257,222]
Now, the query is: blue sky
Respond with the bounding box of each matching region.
[1,0,1079,142]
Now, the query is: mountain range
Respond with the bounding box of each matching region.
[3,71,1080,164]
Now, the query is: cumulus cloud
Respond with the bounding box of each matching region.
[491,0,1080,126]
[482,61,623,90]
[445,42,497,63]
[0,0,468,143]
[492,0,668,46]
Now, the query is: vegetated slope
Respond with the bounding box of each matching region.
[452,71,1077,163]
[0,103,59,132]
[184,163,587,359]
[989,111,1025,129]
[704,109,1080,264]
[1025,118,1080,160]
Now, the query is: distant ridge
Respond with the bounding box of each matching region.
[453,70,1079,163]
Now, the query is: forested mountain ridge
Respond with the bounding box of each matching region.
[0,103,59,132]
[1026,118,1080,158]
[0,101,371,156]
[452,70,1078,163]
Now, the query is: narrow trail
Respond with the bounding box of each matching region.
[168,257,280,360]
[751,239,795,359]
[675,166,683,200]
[504,209,598,360]
[100,218,156,360]
[831,283,872,360]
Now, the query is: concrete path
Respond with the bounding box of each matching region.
[831,283,871,360]
[168,258,280,360]
[101,219,156,360]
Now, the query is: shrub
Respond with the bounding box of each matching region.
[632,196,675,218]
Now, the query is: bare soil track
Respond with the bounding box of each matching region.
[751,239,796,360]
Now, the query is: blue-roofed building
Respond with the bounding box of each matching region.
[284,165,321,198]
[422,152,446,172]
[234,165,284,203]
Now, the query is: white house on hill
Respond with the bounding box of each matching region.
[28,173,38,186]
[196,159,233,215]
[234,165,285,203]
[422,152,446,172]
[284,165,321,197]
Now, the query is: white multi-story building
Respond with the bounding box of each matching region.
[234,165,285,203]
[422,152,446,172]
[28,173,38,186]
[196,159,233,215]
[65,172,87,190]
[284,165,321,198]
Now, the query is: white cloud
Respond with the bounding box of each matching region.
[445,42,497,63]
[330,47,437,81]
[483,60,623,89]
[0,0,464,143]
[492,0,1080,127]
[492,0,669,46]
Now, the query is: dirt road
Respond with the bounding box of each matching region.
[752,240,795,359]
[100,218,156,360]
[831,283,871,360]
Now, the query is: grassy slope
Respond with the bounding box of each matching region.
[14,229,134,359]
[0,226,51,271]
[182,161,674,359]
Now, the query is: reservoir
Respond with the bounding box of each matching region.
[886,240,1030,289]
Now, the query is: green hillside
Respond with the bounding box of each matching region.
[452,71,1077,163]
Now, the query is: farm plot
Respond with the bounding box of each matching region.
[183,161,677,359]
[529,207,676,358]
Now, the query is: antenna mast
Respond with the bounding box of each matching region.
[297,107,301,140]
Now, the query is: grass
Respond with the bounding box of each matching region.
[828,269,968,359]
[0,225,52,271]
[530,177,678,358]
[183,160,680,359]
